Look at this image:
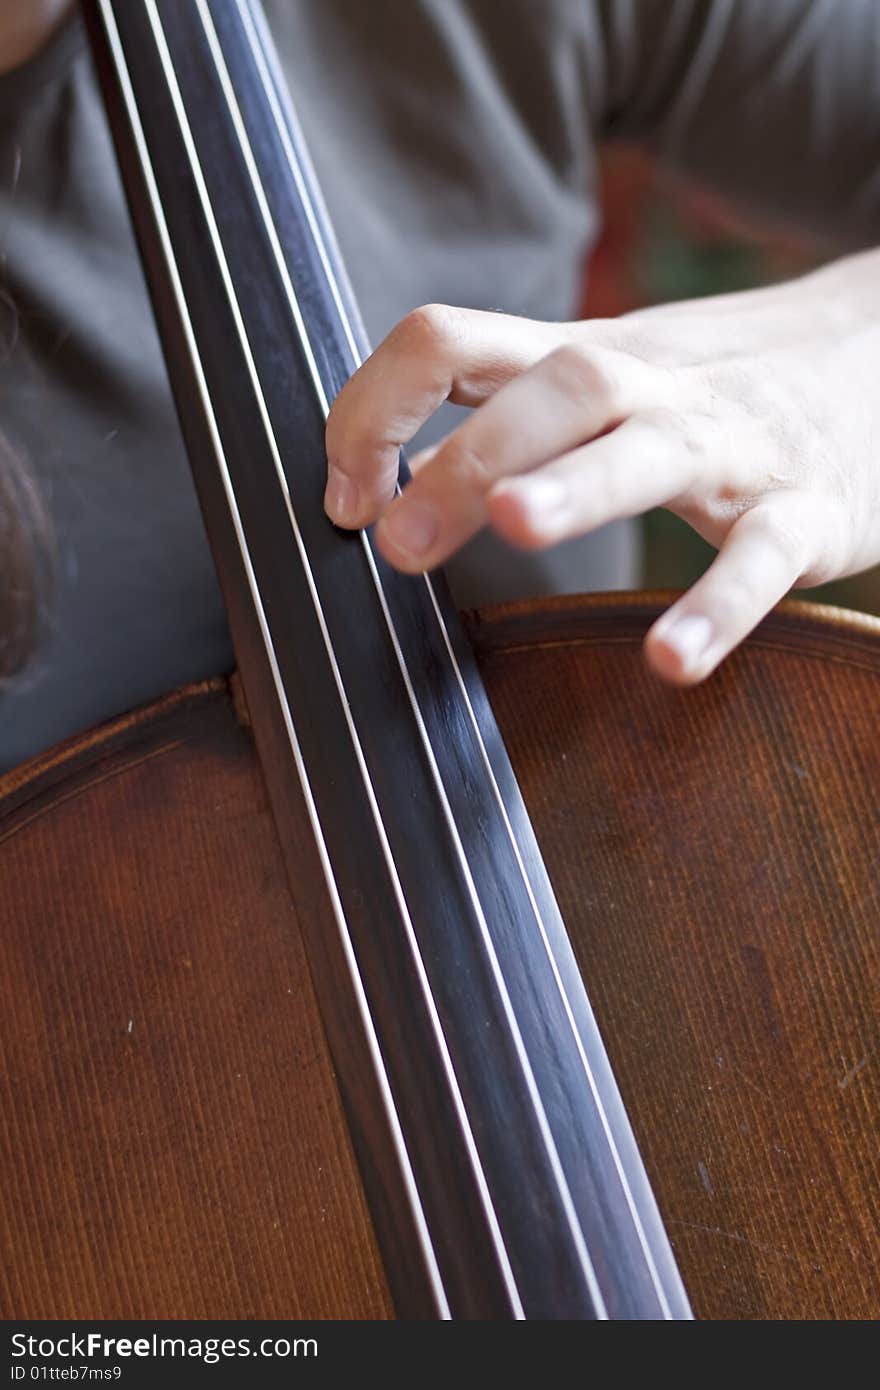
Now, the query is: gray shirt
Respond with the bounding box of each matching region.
[0,0,879,770]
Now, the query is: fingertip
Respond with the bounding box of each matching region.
[485,484,540,548]
[374,498,440,573]
[644,613,716,687]
[644,633,698,686]
[324,466,362,529]
[486,478,567,550]
[373,526,431,574]
[324,455,401,530]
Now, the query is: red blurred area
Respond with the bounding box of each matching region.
[582,147,815,318]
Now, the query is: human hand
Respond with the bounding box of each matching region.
[325,249,880,683]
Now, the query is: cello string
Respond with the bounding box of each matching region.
[195,0,611,1316]
[234,2,364,373]
[236,0,675,1315]
[142,0,527,1319]
[95,0,451,1321]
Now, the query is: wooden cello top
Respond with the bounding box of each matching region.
[1,592,878,1318]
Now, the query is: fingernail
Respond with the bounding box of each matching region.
[378,500,439,561]
[660,613,714,671]
[325,467,360,527]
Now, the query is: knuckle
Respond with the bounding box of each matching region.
[746,504,808,570]
[705,361,755,405]
[611,325,667,363]
[397,302,462,356]
[546,342,624,409]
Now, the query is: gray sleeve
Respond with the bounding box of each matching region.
[596,0,880,248]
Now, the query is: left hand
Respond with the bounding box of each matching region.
[324,248,880,684]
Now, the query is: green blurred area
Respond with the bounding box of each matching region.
[643,507,880,616]
[636,202,880,617]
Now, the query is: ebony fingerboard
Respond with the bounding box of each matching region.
[81,0,692,1320]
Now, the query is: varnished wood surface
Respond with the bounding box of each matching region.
[470,594,880,1320]
[1,594,878,1318]
[0,683,390,1318]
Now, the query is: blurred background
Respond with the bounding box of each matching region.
[584,148,880,618]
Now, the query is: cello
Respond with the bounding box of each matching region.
[0,0,877,1320]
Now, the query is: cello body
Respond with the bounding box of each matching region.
[2,594,878,1320]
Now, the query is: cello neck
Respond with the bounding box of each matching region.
[81,0,691,1320]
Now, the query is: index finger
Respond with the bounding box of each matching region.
[324,304,564,528]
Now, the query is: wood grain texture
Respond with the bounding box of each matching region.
[0,684,390,1319]
[2,595,876,1319]
[469,595,880,1320]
